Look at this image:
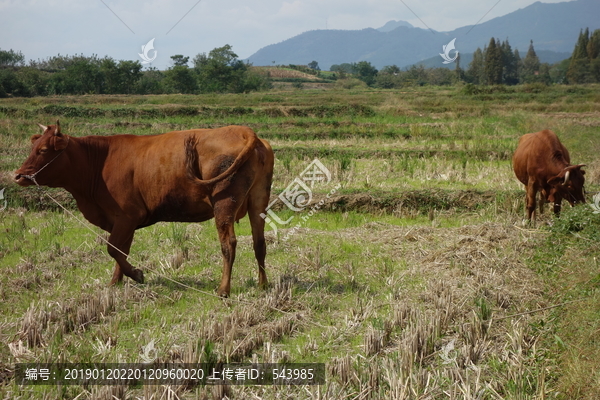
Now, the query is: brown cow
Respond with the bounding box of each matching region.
[512,129,585,221]
[15,121,274,297]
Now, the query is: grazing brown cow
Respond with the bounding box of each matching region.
[512,129,585,221]
[15,121,274,297]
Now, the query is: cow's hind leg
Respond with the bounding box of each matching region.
[526,178,538,221]
[248,196,269,290]
[107,223,143,285]
[214,208,237,297]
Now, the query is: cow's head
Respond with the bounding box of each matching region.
[547,164,586,206]
[14,121,70,187]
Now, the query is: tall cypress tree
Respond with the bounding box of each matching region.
[514,49,522,83]
[587,29,600,82]
[467,48,484,84]
[567,29,591,83]
[522,40,541,83]
[501,39,518,85]
[484,37,503,85]
[454,53,465,83]
[586,29,600,60]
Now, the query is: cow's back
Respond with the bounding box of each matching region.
[512,130,570,185]
[100,126,261,226]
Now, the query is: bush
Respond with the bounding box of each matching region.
[549,204,600,237]
[334,78,367,90]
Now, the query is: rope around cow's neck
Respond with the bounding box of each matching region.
[21,136,70,186]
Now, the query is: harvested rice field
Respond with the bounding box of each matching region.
[1,85,600,399]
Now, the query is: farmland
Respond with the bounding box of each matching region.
[1,84,600,399]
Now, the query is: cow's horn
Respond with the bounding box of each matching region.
[55,120,61,135]
[37,123,48,131]
[563,170,570,185]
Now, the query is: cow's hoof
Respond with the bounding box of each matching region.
[216,288,230,298]
[258,280,269,290]
[133,269,144,284]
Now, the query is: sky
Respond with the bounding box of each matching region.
[0,0,575,69]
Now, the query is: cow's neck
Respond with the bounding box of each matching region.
[60,136,110,202]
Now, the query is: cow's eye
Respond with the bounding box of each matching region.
[39,147,48,154]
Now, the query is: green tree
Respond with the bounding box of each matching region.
[454,53,465,83]
[501,39,518,85]
[380,65,400,75]
[16,67,50,96]
[135,67,164,94]
[0,48,25,67]
[49,55,102,94]
[484,38,503,85]
[353,61,378,86]
[521,40,541,83]
[586,29,600,60]
[514,49,523,82]
[171,55,190,67]
[164,65,197,94]
[589,30,600,82]
[0,68,28,97]
[428,67,454,85]
[194,44,248,93]
[404,65,428,86]
[567,29,592,83]
[565,27,600,83]
[308,61,320,71]
[466,48,485,84]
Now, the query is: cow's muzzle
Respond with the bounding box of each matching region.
[14,173,33,186]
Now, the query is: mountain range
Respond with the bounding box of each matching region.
[246,0,600,70]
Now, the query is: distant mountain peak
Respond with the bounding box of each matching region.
[377,20,414,32]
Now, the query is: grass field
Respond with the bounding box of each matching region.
[1,85,600,399]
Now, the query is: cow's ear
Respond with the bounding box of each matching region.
[547,174,564,187]
[30,134,42,144]
[53,135,68,151]
[54,120,62,137]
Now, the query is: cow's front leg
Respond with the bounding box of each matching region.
[107,223,143,285]
[538,189,547,215]
[214,213,237,297]
[552,197,562,217]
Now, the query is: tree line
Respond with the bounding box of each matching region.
[1,29,599,97]
[332,28,600,88]
[0,45,269,97]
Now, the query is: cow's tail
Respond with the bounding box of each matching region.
[185,129,258,187]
